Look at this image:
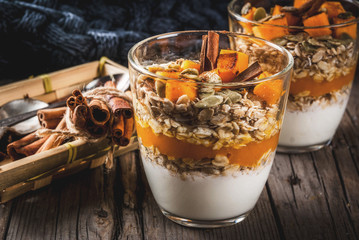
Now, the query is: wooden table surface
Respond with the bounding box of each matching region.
[0,79,358,240]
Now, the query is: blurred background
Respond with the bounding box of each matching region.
[0,0,230,84]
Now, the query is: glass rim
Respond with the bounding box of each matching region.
[227,0,359,30]
[128,30,294,87]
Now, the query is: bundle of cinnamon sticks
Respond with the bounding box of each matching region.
[4,81,134,161]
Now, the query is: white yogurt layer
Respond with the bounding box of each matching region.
[141,152,274,221]
[279,89,350,147]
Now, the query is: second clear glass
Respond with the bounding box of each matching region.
[228,0,359,153]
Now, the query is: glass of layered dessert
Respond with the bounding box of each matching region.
[228,0,359,152]
[128,30,293,228]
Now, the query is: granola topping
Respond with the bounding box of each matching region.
[135,66,279,151]
[272,33,355,82]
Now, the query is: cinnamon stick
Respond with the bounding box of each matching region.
[285,0,326,18]
[66,96,76,110]
[36,118,67,153]
[73,105,88,129]
[37,107,67,121]
[119,116,134,146]
[105,80,133,118]
[87,120,108,138]
[7,132,39,149]
[112,115,125,138]
[88,99,110,126]
[13,136,49,159]
[41,118,62,129]
[207,31,220,70]
[302,0,326,18]
[7,133,47,160]
[72,89,83,97]
[233,61,263,82]
[107,96,133,119]
[200,35,208,73]
[200,31,220,73]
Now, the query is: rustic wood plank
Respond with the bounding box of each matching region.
[0,202,12,239]
[4,185,60,239]
[311,146,358,239]
[76,166,115,240]
[116,151,144,239]
[54,173,84,239]
[325,113,359,238]
[346,71,359,129]
[267,152,338,239]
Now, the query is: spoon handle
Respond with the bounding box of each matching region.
[0,100,66,127]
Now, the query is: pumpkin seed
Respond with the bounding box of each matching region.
[199,71,222,83]
[272,37,288,46]
[270,14,285,21]
[316,35,332,41]
[168,63,181,70]
[302,41,317,53]
[197,108,214,121]
[307,38,325,47]
[241,2,251,15]
[180,68,200,80]
[199,92,214,100]
[180,68,199,76]
[340,32,353,40]
[194,95,223,108]
[285,34,301,42]
[312,50,325,63]
[339,33,354,45]
[254,7,267,21]
[337,11,353,19]
[281,6,298,12]
[327,39,342,46]
[294,44,302,57]
[225,90,242,103]
[258,15,271,23]
[199,87,215,93]
[155,80,166,97]
[176,95,191,105]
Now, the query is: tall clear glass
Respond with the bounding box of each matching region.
[228,0,359,153]
[128,30,293,228]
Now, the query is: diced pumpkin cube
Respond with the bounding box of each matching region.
[165,80,197,103]
[321,2,345,19]
[156,71,180,79]
[252,17,289,40]
[272,5,282,16]
[241,7,256,34]
[253,80,283,105]
[294,0,310,8]
[180,60,200,72]
[333,16,357,39]
[217,50,249,82]
[303,12,332,37]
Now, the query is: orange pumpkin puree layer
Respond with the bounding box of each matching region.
[290,67,355,97]
[136,123,279,167]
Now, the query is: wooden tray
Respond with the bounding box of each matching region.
[0,57,138,203]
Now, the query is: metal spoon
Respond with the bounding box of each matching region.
[0,73,130,132]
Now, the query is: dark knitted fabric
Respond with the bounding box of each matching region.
[0,0,230,83]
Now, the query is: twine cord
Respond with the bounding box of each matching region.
[35,86,133,169]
